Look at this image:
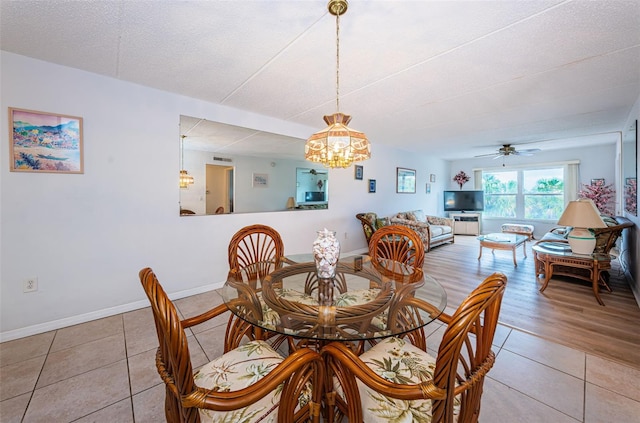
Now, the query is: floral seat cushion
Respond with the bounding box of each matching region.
[334,337,460,422]
[335,288,386,329]
[257,289,319,329]
[195,340,311,422]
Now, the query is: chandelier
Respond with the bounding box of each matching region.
[305,0,370,169]
[179,135,194,189]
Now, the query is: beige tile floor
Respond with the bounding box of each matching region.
[1,288,640,423]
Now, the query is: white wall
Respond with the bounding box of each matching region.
[448,144,617,237]
[0,51,448,340]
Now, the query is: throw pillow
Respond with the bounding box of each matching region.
[411,210,426,222]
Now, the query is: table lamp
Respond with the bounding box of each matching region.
[557,198,607,254]
[286,197,296,210]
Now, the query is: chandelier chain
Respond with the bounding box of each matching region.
[335,10,341,114]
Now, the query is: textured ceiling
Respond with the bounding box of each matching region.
[2,0,639,160]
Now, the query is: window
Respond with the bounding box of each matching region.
[482,167,565,220]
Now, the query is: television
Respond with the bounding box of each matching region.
[443,190,484,212]
[305,191,325,202]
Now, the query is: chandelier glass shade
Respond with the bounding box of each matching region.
[305,112,370,168]
[179,170,194,189]
[179,135,194,189]
[305,0,370,169]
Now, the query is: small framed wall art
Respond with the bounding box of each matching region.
[430,174,436,183]
[426,183,431,194]
[591,178,605,185]
[396,167,416,193]
[252,173,269,187]
[354,164,363,180]
[9,107,84,173]
[368,179,376,193]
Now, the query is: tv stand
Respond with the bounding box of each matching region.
[450,212,481,235]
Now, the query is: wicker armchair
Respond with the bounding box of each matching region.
[356,213,388,243]
[139,268,324,423]
[322,272,507,423]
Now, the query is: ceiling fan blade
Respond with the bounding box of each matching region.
[474,153,500,158]
[518,148,541,153]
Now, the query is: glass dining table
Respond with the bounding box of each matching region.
[221,255,447,346]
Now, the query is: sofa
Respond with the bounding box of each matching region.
[389,210,454,251]
[357,210,454,252]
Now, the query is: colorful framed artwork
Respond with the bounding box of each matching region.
[591,178,605,185]
[626,177,636,185]
[354,164,363,180]
[396,167,416,193]
[426,183,431,194]
[252,173,269,187]
[9,107,83,173]
[368,179,376,193]
[430,174,436,183]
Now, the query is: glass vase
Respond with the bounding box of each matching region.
[313,228,340,279]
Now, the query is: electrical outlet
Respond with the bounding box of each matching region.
[23,277,38,293]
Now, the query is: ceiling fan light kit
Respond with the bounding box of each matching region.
[475,144,541,159]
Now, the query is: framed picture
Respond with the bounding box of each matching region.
[430,174,436,183]
[368,179,376,193]
[626,177,636,186]
[591,178,605,185]
[9,107,83,173]
[426,183,431,194]
[396,167,416,193]
[252,173,269,187]
[354,164,363,180]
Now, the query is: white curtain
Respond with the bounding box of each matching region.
[565,163,580,203]
[474,169,483,190]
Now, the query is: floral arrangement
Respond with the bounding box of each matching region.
[453,170,470,189]
[579,179,615,216]
[624,178,637,215]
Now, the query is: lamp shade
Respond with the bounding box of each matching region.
[557,199,607,228]
[286,197,296,209]
[557,199,606,254]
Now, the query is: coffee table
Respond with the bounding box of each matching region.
[477,233,528,266]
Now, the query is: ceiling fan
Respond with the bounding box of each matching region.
[475,144,541,159]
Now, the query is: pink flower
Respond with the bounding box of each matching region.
[453,171,470,188]
[579,181,615,215]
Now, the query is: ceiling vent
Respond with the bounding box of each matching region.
[213,156,233,162]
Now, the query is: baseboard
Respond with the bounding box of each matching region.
[1,251,371,343]
[0,282,223,343]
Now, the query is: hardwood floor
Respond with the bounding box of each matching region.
[424,235,640,370]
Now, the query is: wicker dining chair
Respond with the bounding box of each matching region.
[228,224,286,284]
[139,267,324,423]
[368,224,425,274]
[322,272,507,423]
[227,224,286,340]
[227,224,319,348]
